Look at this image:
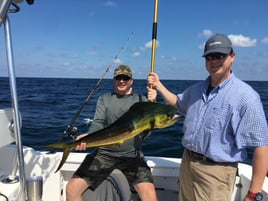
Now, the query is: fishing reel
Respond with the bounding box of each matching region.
[68,126,78,141]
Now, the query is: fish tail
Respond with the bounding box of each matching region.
[55,146,72,173]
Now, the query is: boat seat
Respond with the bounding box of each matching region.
[0,108,19,147]
[82,169,131,201]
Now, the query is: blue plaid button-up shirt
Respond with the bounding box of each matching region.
[177,73,268,162]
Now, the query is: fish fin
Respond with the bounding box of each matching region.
[45,142,67,149]
[116,141,125,147]
[55,146,72,173]
[113,141,126,147]
[113,142,124,147]
[142,130,152,141]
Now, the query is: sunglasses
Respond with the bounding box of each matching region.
[205,53,228,61]
[114,75,131,81]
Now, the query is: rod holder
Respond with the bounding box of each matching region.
[26,176,43,201]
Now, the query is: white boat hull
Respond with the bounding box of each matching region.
[0,145,268,201]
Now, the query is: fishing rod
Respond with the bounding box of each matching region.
[148,0,159,103]
[58,32,135,142]
[150,0,159,74]
[141,0,159,142]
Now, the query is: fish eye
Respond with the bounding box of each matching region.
[167,112,173,119]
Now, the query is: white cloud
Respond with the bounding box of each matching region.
[63,62,70,66]
[87,51,97,56]
[198,43,204,50]
[160,55,177,62]
[261,37,268,44]
[198,29,213,49]
[88,11,96,17]
[113,58,121,64]
[199,29,213,38]
[171,56,177,61]
[144,40,160,49]
[139,46,146,52]
[132,52,141,57]
[104,1,117,7]
[228,34,257,47]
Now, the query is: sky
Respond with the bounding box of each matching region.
[0,0,268,81]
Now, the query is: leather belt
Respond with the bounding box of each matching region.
[187,149,238,168]
[187,149,216,163]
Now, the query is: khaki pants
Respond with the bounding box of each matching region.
[179,149,237,201]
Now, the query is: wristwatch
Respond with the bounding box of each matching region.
[247,190,263,201]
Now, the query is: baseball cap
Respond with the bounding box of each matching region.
[202,34,233,57]
[113,65,132,78]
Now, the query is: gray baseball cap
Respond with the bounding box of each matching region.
[202,34,232,57]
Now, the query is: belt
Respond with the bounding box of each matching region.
[187,149,216,163]
[187,149,238,167]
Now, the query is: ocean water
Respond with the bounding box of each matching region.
[1,77,268,163]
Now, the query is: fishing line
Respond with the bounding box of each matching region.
[58,32,135,142]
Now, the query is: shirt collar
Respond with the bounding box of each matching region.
[218,73,235,89]
[205,73,235,90]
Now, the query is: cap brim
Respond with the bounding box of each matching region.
[202,47,231,57]
[113,73,132,78]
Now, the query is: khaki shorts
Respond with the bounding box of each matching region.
[179,149,238,201]
[73,151,154,190]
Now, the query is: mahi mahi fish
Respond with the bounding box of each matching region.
[46,102,180,172]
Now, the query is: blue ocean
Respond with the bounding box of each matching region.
[1,77,268,164]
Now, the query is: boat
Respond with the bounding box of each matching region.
[1,144,268,201]
[0,1,268,201]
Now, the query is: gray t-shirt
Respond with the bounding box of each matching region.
[88,92,147,157]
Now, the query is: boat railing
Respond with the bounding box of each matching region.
[0,1,35,200]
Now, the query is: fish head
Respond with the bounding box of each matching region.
[152,103,180,128]
[130,102,179,129]
[127,102,180,131]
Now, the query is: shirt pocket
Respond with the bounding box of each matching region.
[204,105,233,131]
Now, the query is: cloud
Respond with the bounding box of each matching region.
[104,1,118,7]
[198,32,257,49]
[113,58,121,64]
[198,44,204,50]
[63,62,70,66]
[47,53,78,59]
[144,40,160,49]
[228,34,257,47]
[199,29,213,38]
[160,55,177,62]
[261,37,268,44]
[139,46,146,52]
[87,51,97,56]
[198,29,213,49]
[88,11,96,17]
[132,52,141,57]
